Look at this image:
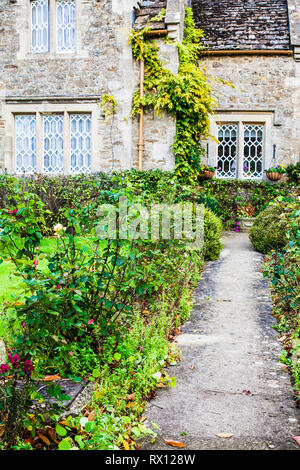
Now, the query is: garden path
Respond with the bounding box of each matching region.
[141,232,300,450]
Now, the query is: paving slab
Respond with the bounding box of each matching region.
[141,232,300,450]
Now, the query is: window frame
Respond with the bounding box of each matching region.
[5,103,99,175]
[30,0,50,54]
[56,0,76,54]
[208,112,274,181]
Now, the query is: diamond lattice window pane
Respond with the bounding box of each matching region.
[57,0,76,52]
[43,115,64,174]
[70,114,91,173]
[217,124,238,178]
[243,125,264,179]
[15,115,37,174]
[31,0,49,53]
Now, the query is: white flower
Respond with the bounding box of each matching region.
[53,224,66,237]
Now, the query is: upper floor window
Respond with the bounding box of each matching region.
[31,0,76,54]
[56,1,76,52]
[31,0,49,53]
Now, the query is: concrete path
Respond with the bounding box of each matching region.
[142,232,300,450]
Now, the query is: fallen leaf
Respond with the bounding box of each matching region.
[242,390,252,395]
[59,419,69,427]
[88,411,96,422]
[126,402,137,408]
[123,440,130,450]
[43,375,61,382]
[0,426,4,437]
[126,393,136,401]
[164,440,187,448]
[37,432,50,446]
[215,433,233,439]
[293,436,300,447]
[189,365,195,371]
[46,426,59,444]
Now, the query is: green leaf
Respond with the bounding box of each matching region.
[114,352,121,362]
[56,423,67,437]
[58,437,72,451]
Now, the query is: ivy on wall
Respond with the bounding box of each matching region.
[130,8,230,184]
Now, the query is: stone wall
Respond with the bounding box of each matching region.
[201,54,300,166]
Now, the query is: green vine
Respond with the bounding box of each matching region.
[100,94,118,169]
[100,94,118,122]
[130,8,228,184]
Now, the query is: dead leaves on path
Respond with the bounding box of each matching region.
[215,433,234,439]
[293,436,300,447]
[164,440,187,448]
[43,375,61,382]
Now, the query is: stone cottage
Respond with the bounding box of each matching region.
[0,0,299,180]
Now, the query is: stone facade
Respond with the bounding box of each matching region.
[0,0,187,174]
[191,0,300,175]
[202,54,300,168]
[0,0,299,178]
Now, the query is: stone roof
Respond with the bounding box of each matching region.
[134,0,167,31]
[191,0,291,50]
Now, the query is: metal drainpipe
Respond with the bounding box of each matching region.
[138,57,145,171]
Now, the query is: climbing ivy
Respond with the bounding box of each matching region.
[130,8,229,184]
[100,94,118,122]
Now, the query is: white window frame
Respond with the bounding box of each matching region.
[208,112,273,180]
[56,0,76,53]
[17,0,88,59]
[31,0,50,54]
[4,103,99,175]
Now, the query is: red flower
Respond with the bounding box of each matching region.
[23,359,34,377]
[8,353,20,369]
[0,363,10,374]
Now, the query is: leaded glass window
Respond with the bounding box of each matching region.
[243,125,264,179]
[14,111,92,174]
[15,115,37,174]
[70,114,91,173]
[57,0,76,52]
[217,124,238,178]
[31,0,49,53]
[43,115,64,173]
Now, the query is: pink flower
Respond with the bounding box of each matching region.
[0,363,10,374]
[69,351,74,356]
[88,319,94,325]
[56,284,61,290]
[23,359,34,377]
[8,353,20,368]
[33,260,39,266]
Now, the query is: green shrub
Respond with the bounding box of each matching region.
[286,162,300,185]
[263,205,300,398]
[249,201,294,254]
[204,209,222,261]
[199,179,295,229]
